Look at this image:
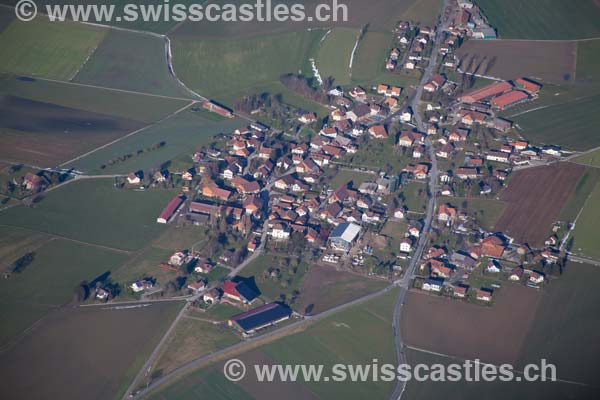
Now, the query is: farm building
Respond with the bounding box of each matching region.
[156,195,185,224]
[222,280,259,305]
[514,78,541,94]
[328,222,361,251]
[203,101,234,118]
[491,90,529,110]
[458,81,512,104]
[228,302,292,336]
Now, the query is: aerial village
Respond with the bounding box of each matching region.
[3,0,571,338]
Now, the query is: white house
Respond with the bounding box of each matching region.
[400,238,413,253]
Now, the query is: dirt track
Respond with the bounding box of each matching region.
[494,162,585,247]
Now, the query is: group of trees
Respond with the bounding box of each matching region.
[279,73,331,105]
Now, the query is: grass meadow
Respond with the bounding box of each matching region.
[66,107,244,174]
[0,16,106,80]
[576,38,600,82]
[316,27,358,86]
[0,179,176,251]
[74,29,193,98]
[571,182,600,259]
[478,0,600,40]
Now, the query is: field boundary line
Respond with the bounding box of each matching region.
[0,223,133,254]
[31,75,194,102]
[59,101,195,168]
[405,345,593,387]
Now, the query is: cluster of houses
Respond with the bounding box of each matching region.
[418,227,550,302]
[446,0,497,39]
[389,21,437,71]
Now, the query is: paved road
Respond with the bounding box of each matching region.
[132,283,400,399]
[389,1,447,398]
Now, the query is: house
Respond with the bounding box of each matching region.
[194,260,214,274]
[328,222,361,251]
[486,260,501,273]
[231,176,261,194]
[349,86,367,100]
[222,280,258,304]
[393,208,406,219]
[203,101,234,118]
[476,288,493,302]
[509,267,523,281]
[202,181,232,201]
[187,281,206,293]
[486,151,510,163]
[426,246,446,260]
[127,172,142,185]
[412,145,425,159]
[95,288,110,300]
[436,143,455,159]
[403,164,429,179]
[481,236,505,258]
[422,277,444,292]
[450,251,477,270]
[23,173,49,192]
[269,222,290,240]
[398,130,425,147]
[131,279,153,293]
[455,167,479,180]
[437,204,457,223]
[157,195,185,224]
[203,288,220,304]
[228,302,292,336]
[169,251,188,266]
[453,284,468,298]
[400,237,413,253]
[430,259,452,277]
[368,125,388,139]
[299,113,317,124]
[529,271,545,284]
[400,110,413,122]
[423,74,446,92]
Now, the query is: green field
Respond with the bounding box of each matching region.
[401,181,429,213]
[171,29,323,101]
[240,255,311,303]
[327,168,375,189]
[351,30,393,85]
[444,196,508,231]
[576,39,600,82]
[0,238,128,345]
[153,316,240,376]
[478,0,600,40]
[571,182,600,259]
[0,74,189,123]
[399,0,443,26]
[148,288,399,400]
[316,28,358,86]
[66,107,244,174]
[0,16,106,80]
[74,29,192,98]
[514,94,600,151]
[557,167,599,222]
[0,179,176,251]
[0,301,182,400]
[572,148,600,167]
[403,347,598,400]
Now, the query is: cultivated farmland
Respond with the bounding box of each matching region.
[0,74,189,123]
[0,301,182,400]
[478,0,600,40]
[576,38,600,82]
[316,27,358,86]
[74,29,193,98]
[571,182,600,259]
[401,284,543,364]
[296,265,388,315]
[172,0,427,38]
[171,30,323,101]
[513,93,600,150]
[456,39,577,84]
[0,179,176,251]
[0,237,129,346]
[147,288,399,400]
[0,16,106,80]
[65,107,244,174]
[494,163,585,247]
[403,347,600,400]
[0,95,145,167]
